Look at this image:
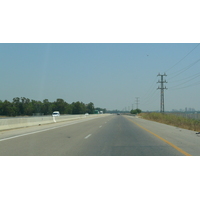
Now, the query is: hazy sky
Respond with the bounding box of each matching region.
[1,43,200,111]
[1,1,200,112]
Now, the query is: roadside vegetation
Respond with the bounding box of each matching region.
[140,112,200,132]
[130,109,142,114]
[0,97,106,116]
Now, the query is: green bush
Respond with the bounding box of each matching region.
[130,109,142,114]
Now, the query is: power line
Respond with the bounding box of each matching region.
[139,76,158,110]
[169,71,200,83]
[168,58,200,80]
[140,89,159,107]
[140,76,157,101]
[170,80,200,90]
[165,43,200,73]
[140,85,158,105]
[169,72,200,89]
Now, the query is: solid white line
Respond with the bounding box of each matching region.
[0,117,98,142]
[0,125,66,142]
[85,134,92,139]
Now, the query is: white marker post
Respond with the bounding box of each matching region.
[53,116,56,123]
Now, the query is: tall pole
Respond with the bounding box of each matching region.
[135,97,139,109]
[157,73,167,113]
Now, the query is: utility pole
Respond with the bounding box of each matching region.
[157,73,167,113]
[135,97,139,109]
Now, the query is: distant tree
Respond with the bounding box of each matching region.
[53,98,69,114]
[72,102,80,114]
[20,97,26,115]
[64,102,72,114]
[2,100,16,116]
[12,97,34,116]
[80,102,87,114]
[12,97,21,115]
[0,97,99,116]
[86,102,94,114]
[22,98,34,115]
[130,109,142,114]
[0,100,3,115]
[130,109,137,114]
[31,100,42,114]
[41,99,52,115]
[136,109,142,114]
[72,101,87,114]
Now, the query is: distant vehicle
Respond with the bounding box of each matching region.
[94,110,99,114]
[117,113,120,115]
[52,111,60,116]
[85,113,89,116]
[100,111,103,114]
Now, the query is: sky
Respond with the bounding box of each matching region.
[1,1,200,112]
[1,43,200,111]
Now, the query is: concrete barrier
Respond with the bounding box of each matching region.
[0,114,105,131]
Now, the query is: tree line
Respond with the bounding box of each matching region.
[0,97,106,116]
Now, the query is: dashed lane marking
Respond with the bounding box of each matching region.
[85,134,92,139]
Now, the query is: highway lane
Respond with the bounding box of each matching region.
[78,115,184,156]
[0,114,190,156]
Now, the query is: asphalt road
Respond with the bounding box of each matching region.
[0,114,197,156]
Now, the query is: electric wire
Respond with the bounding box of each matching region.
[169,72,200,89]
[140,89,159,108]
[170,80,200,90]
[165,43,200,73]
[140,85,157,105]
[169,71,200,83]
[140,76,157,101]
[139,79,158,107]
[141,89,158,104]
[133,76,157,110]
[168,58,200,80]
[140,44,200,111]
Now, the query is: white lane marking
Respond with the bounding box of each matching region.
[0,127,59,142]
[85,134,92,139]
[0,117,99,142]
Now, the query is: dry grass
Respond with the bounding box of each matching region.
[140,112,200,132]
